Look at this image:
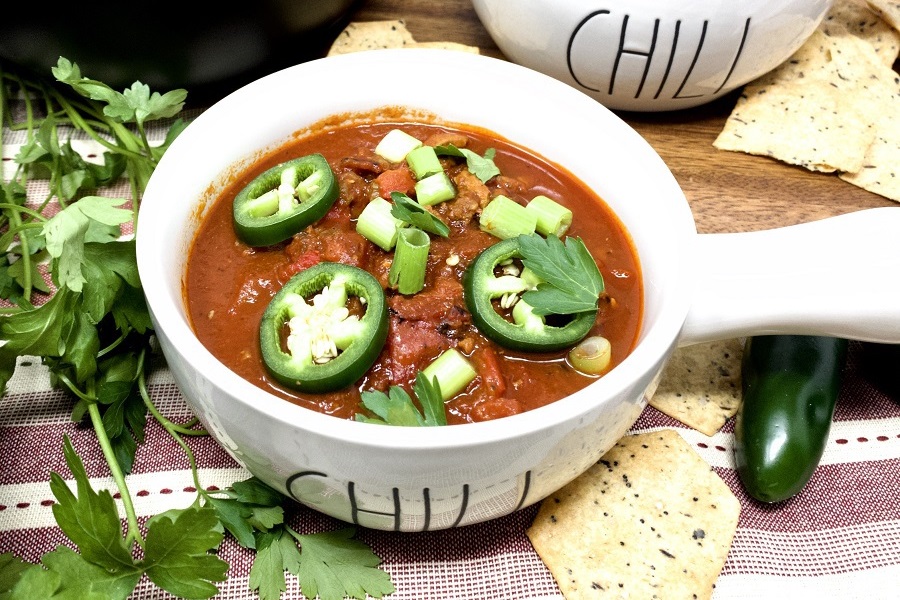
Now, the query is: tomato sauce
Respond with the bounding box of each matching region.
[184,119,642,424]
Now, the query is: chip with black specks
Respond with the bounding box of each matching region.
[526,429,740,599]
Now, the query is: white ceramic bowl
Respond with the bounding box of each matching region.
[472,0,833,111]
[137,49,900,532]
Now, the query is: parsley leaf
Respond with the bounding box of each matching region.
[15,117,126,202]
[212,477,396,600]
[42,197,133,293]
[356,371,447,426]
[0,238,147,391]
[232,477,289,506]
[142,506,228,598]
[52,57,188,128]
[518,234,605,315]
[9,546,138,600]
[250,528,303,600]
[434,144,500,183]
[5,248,51,297]
[49,437,143,576]
[416,372,448,426]
[390,192,450,237]
[292,528,395,600]
[208,477,286,549]
[0,553,33,594]
[0,287,78,390]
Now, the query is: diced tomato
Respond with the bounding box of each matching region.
[473,345,507,397]
[277,250,321,281]
[376,165,416,199]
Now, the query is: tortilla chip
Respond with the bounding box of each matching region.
[527,430,740,600]
[406,41,480,54]
[327,21,480,56]
[648,339,742,436]
[867,0,900,31]
[823,0,900,65]
[715,2,900,202]
[714,28,879,173]
[327,20,417,56]
[836,38,900,200]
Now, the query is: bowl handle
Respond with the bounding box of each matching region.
[679,207,900,346]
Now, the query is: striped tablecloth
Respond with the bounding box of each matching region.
[2,114,899,600]
[2,339,899,599]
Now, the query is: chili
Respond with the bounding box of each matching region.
[232,153,338,246]
[186,118,643,424]
[259,262,388,393]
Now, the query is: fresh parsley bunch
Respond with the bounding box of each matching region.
[0,58,393,600]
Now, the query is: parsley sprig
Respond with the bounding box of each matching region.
[519,233,605,315]
[356,372,447,426]
[434,143,500,183]
[390,191,450,237]
[0,58,394,599]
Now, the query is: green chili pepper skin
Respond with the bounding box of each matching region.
[463,237,596,352]
[259,262,388,393]
[734,335,848,503]
[233,153,338,246]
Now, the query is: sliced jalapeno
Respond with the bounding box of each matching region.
[260,262,388,393]
[233,153,338,246]
[463,236,598,352]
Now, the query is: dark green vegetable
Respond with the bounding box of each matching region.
[259,262,388,393]
[232,153,338,246]
[463,235,600,352]
[734,335,848,503]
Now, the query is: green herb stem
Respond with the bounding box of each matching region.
[7,211,33,296]
[139,369,207,494]
[52,371,93,403]
[52,93,139,157]
[87,400,145,547]
[0,220,48,267]
[0,202,49,221]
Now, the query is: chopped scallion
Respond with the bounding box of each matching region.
[526,195,573,237]
[356,197,404,251]
[479,195,537,240]
[422,348,477,400]
[568,335,612,375]
[415,171,456,206]
[406,145,443,179]
[374,129,423,163]
[389,227,430,294]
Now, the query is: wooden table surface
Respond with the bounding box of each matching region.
[350,0,896,234]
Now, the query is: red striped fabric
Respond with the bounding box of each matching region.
[2,341,899,599]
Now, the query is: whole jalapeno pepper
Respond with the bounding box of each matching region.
[734,335,848,503]
[233,153,338,246]
[463,236,598,352]
[259,262,388,393]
